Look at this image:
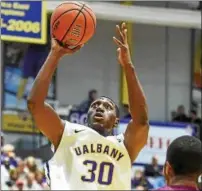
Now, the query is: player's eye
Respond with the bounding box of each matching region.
[105,104,112,110]
[92,103,99,108]
[92,104,96,108]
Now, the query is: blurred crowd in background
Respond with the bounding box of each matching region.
[1,137,49,190]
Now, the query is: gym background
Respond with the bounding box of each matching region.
[1,1,201,190]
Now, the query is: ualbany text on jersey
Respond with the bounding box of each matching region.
[74,143,124,161]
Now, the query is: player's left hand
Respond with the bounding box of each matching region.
[113,23,132,67]
[51,38,83,58]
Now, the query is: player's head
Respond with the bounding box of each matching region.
[88,89,98,101]
[87,96,119,135]
[163,135,201,186]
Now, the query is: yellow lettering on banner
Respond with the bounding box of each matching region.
[1,18,7,28]
[12,2,30,10]
[1,9,25,17]
[7,19,40,34]
[1,2,12,8]
[1,2,30,17]
[2,113,40,133]
[32,22,41,33]
[1,1,47,44]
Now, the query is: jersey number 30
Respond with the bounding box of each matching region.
[81,160,114,185]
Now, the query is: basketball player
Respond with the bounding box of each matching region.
[27,23,149,190]
[158,135,201,191]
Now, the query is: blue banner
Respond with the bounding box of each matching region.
[2,41,55,133]
[69,111,88,125]
[1,1,47,44]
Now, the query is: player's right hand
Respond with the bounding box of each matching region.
[51,38,83,57]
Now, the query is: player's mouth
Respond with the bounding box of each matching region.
[93,112,104,120]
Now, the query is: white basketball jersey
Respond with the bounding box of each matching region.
[45,121,131,190]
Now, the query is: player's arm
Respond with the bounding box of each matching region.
[27,39,82,149]
[113,23,149,162]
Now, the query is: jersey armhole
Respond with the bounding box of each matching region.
[44,162,51,187]
[51,120,72,153]
[116,133,125,143]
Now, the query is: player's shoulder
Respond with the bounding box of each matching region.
[106,133,125,144]
[63,120,90,135]
[51,120,89,152]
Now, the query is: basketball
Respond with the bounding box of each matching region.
[50,1,96,47]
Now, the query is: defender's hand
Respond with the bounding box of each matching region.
[113,23,132,67]
[51,38,83,57]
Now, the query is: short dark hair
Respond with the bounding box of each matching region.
[99,96,120,118]
[166,135,201,176]
[190,109,197,116]
[89,89,97,95]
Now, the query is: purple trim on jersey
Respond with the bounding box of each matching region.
[21,45,48,78]
[157,185,199,190]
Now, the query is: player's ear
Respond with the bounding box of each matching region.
[114,118,119,127]
[163,162,167,177]
[164,161,174,186]
[165,161,174,177]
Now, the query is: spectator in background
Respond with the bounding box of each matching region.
[1,132,4,147]
[134,185,146,190]
[12,179,25,191]
[191,100,198,112]
[35,170,47,188]
[172,105,189,123]
[4,168,19,190]
[144,156,162,177]
[1,132,5,163]
[24,172,42,190]
[131,170,153,190]
[188,110,202,126]
[1,137,49,190]
[1,145,18,189]
[77,89,98,112]
[17,160,26,179]
[144,156,166,189]
[24,156,37,173]
[188,110,202,139]
[1,155,49,190]
[122,104,131,119]
[171,111,177,121]
[1,159,10,189]
[2,144,17,167]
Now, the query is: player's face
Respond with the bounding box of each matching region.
[87,97,118,134]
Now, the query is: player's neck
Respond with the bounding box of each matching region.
[170,175,198,189]
[89,124,112,137]
[95,129,112,137]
